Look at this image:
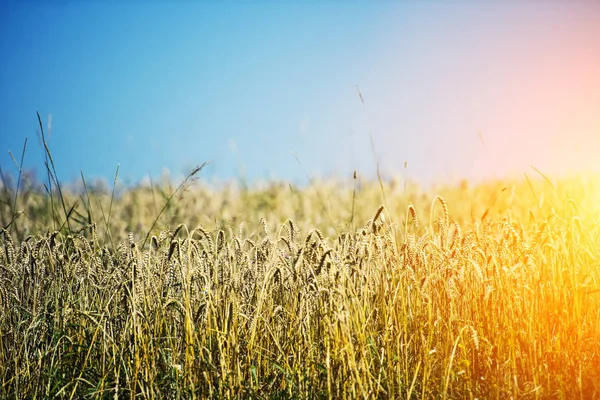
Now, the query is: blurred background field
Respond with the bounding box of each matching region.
[2,163,600,244]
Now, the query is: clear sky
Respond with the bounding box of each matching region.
[1,2,599,186]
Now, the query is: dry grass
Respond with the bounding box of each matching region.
[1,168,600,399]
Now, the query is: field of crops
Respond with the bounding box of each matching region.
[1,165,600,398]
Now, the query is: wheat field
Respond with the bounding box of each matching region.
[1,162,600,399]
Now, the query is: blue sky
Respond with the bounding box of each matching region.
[1,2,599,186]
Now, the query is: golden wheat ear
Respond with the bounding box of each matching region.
[406,204,419,231]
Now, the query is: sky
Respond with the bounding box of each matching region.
[1,1,599,187]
